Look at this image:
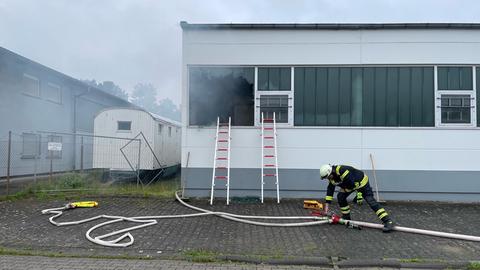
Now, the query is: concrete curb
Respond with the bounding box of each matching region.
[219,255,473,269]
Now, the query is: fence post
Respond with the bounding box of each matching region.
[49,149,53,184]
[6,131,11,196]
[80,136,84,173]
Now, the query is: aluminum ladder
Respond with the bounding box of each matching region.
[261,112,280,203]
[210,116,231,205]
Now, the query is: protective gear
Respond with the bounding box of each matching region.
[320,164,332,179]
[355,191,363,205]
[383,220,395,233]
[342,213,351,220]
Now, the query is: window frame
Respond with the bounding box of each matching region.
[434,66,477,128]
[254,67,294,127]
[44,82,62,104]
[21,133,41,159]
[22,73,40,98]
[117,121,132,132]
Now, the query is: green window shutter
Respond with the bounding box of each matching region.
[339,68,352,126]
[304,68,316,125]
[350,68,363,126]
[398,67,411,126]
[315,68,328,125]
[385,67,399,126]
[280,68,291,90]
[258,68,269,90]
[362,67,375,126]
[477,67,480,127]
[327,68,340,126]
[438,67,472,90]
[269,68,280,90]
[410,67,424,126]
[422,68,435,126]
[374,67,387,126]
[294,67,305,125]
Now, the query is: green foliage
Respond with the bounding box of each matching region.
[183,249,218,263]
[469,261,480,270]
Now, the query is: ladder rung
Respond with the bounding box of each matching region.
[264,127,274,130]
[215,176,228,179]
[217,148,228,151]
[219,131,229,133]
[218,140,228,142]
[264,164,275,167]
[264,136,274,139]
[264,155,275,158]
[216,167,227,169]
[264,146,274,148]
[219,123,230,126]
[264,174,276,177]
[217,157,228,160]
[263,118,274,121]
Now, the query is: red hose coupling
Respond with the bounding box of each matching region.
[331,214,341,224]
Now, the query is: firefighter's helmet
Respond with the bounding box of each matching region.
[320,164,332,179]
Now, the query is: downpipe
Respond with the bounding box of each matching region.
[40,191,480,247]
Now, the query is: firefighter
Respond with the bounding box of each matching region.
[319,164,395,232]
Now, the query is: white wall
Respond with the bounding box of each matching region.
[183,127,480,172]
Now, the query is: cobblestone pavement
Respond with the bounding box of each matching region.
[0,196,479,262]
[0,255,332,270]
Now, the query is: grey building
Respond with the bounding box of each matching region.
[0,46,135,177]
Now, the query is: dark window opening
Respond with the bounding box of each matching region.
[258,67,291,91]
[189,67,254,126]
[117,121,131,131]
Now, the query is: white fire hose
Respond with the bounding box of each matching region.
[41,192,480,247]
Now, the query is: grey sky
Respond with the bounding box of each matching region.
[1,0,478,105]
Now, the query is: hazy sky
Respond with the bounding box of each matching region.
[1,0,478,105]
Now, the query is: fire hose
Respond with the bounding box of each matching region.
[41,191,480,247]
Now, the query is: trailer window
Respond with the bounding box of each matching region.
[117,121,131,131]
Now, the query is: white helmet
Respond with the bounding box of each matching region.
[320,164,332,179]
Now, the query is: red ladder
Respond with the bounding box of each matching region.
[210,116,231,205]
[261,112,280,203]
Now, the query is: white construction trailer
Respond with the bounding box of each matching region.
[93,108,181,176]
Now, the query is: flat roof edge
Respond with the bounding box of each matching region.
[180,21,480,30]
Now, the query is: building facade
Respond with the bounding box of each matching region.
[0,47,135,177]
[181,22,480,202]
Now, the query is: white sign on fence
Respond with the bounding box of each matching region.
[47,142,62,151]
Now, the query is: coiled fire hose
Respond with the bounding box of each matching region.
[41,192,480,247]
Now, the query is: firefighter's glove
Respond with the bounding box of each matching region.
[355,192,363,205]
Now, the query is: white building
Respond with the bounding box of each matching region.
[181,22,480,202]
[93,108,181,173]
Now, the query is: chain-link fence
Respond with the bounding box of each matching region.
[0,131,157,196]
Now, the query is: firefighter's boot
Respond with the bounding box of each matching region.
[383,220,395,233]
[342,213,351,220]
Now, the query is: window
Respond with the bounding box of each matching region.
[117,121,131,131]
[168,126,172,137]
[158,124,163,134]
[189,67,254,126]
[256,67,293,126]
[294,67,434,127]
[22,133,40,159]
[44,82,62,104]
[259,95,289,123]
[47,135,62,159]
[435,66,476,126]
[258,67,291,90]
[22,74,40,97]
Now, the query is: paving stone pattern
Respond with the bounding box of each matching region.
[0,197,479,260]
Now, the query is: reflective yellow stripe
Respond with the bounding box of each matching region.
[336,166,341,175]
[376,208,386,215]
[343,175,369,192]
[340,170,350,180]
[340,206,350,210]
[356,192,363,199]
[325,196,333,201]
[341,209,351,214]
[378,212,389,220]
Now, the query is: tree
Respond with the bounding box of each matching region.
[82,79,129,100]
[131,83,181,121]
